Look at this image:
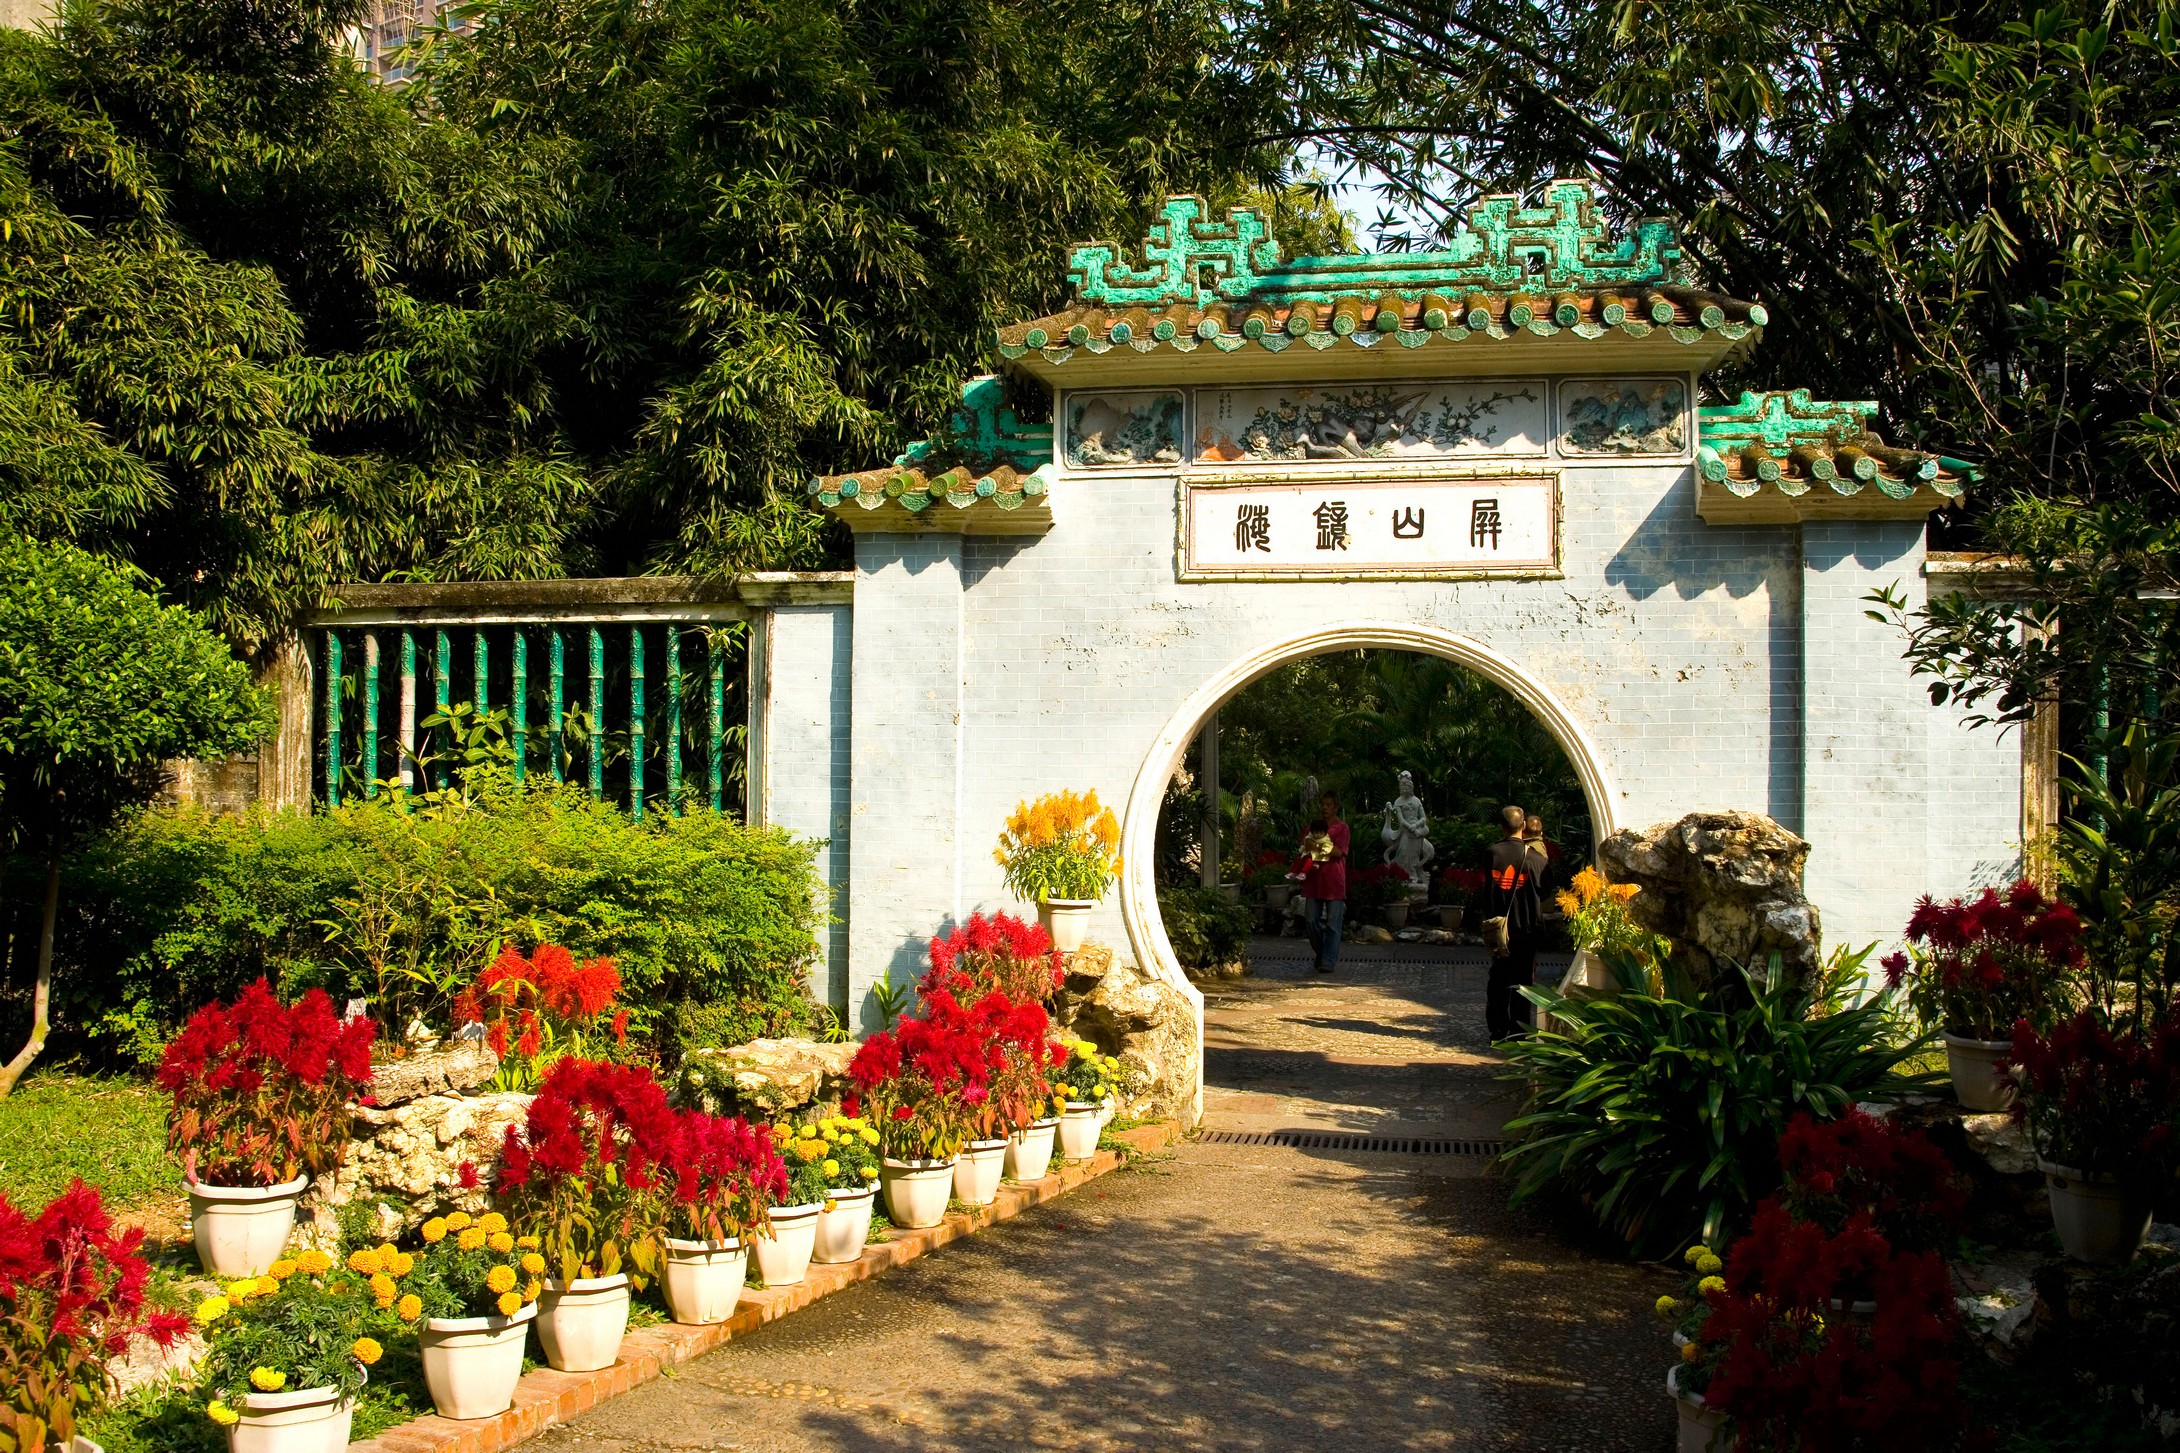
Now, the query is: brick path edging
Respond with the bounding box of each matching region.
[347,1122,1180,1453]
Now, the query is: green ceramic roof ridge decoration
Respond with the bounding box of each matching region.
[1067,179,1682,307]
[895,374,1052,473]
[1695,388,1977,513]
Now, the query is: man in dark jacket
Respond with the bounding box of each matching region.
[1484,804,1546,1041]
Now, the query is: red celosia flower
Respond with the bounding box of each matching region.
[454,944,625,1071]
[2008,1010,2180,1177]
[156,980,374,1187]
[1896,881,2079,1039]
[922,912,1064,1005]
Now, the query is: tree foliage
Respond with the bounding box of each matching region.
[1245,0,2180,508]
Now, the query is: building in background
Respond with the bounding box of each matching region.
[347,0,476,84]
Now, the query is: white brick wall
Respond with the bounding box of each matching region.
[767,449,2023,1029]
[759,603,854,1009]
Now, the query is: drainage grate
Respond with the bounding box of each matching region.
[1196,1129,1504,1156]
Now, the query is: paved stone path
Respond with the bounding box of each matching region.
[528,941,1674,1451]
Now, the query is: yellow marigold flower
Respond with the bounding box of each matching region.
[523,1277,541,1302]
[822,1159,839,1177]
[860,1128,880,1146]
[268,1259,297,1280]
[390,1251,415,1276]
[1696,1254,1723,1276]
[515,1234,540,1250]
[860,1164,879,1180]
[397,1294,423,1321]
[194,1296,229,1325]
[795,1139,826,1162]
[253,1275,280,1298]
[1655,1296,1679,1318]
[445,1210,474,1230]
[770,1124,792,1144]
[206,1401,240,1426]
[296,1248,333,1275]
[352,1338,382,1366]
[226,1278,259,1300]
[521,1252,546,1275]
[1697,1276,1726,1296]
[478,1211,509,1235]
[497,1290,523,1317]
[488,1231,515,1253]
[458,1227,488,1251]
[1682,1339,1703,1363]
[486,1264,518,1294]
[1684,1246,1711,1266]
[346,1248,382,1275]
[822,1128,840,1143]
[421,1218,448,1243]
[249,1367,286,1392]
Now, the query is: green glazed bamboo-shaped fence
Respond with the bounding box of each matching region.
[312,621,743,816]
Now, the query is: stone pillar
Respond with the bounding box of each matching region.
[754,600,855,1015]
[845,535,965,1029]
[1798,520,1930,950]
[258,633,315,813]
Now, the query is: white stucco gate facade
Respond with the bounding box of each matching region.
[743,184,2028,1112]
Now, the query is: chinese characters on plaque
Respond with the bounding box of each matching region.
[1182,476,1556,578]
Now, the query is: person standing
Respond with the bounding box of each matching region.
[1485,804,1545,1041]
[1295,791,1350,974]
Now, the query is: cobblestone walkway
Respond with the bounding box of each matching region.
[526,941,1673,1452]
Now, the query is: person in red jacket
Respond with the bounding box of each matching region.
[1293,791,1351,974]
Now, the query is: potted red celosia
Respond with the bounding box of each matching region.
[492,1058,674,1370]
[0,1181,191,1453]
[848,996,992,1229]
[1886,880,2081,1110]
[661,1113,785,1324]
[157,979,376,1277]
[922,915,1067,1184]
[453,943,631,1092]
[2008,1010,2180,1264]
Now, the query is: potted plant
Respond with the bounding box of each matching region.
[1248,850,1297,914]
[0,1182,190,1453]
[493,1058,673,1369]
[756,1122,831,1287]
[921,913,1063,1006]
[1555,867,1668,994]
[453,942,633,1092]
[400,1211,544,1419]
[158,979,377,1277]
[1434,867,1486,931]
[2008,1009,2179,1264]
[996,790,1122,952]
[661,1112,784,1323]
[193,1243,401,1451]
[1052,1038,1121,1163]
[1651,1245,1731,1453]
[953,991,1062,1203]
[848,999,988,1229]
[809,1112,885,1264]
[1886,880,2082,1110]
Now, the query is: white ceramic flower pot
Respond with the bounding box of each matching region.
[1384,902,1410,928]
[69,1439,106,1453]
[2039,1158,2152,1265]
[1005,1119,1059,1183]
[813,1187,877,1264]
[1058,1103,1102,1162]
[952,1139,1008,1206]
[1438,906,1464,931]
[536,1274,631,1371]
[421,1303,535,1420]
[754,1204,822,1287]
[1943,1033,2015,1112]
[1265,884,1293,913]
[188,1175,307,1279]
[227,1381,353,1453]
[880,1157,956,1229]
[1037,898,1095,953]
[661,1239,746,1326]
[1666,1367,1730,1453]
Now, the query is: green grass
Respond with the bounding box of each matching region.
[0,1070,175,1211]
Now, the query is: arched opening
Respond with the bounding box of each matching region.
[1117,623,1620,1122]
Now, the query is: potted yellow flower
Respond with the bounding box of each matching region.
[192,1245,398,1452]
[1556,867,1665,994]
[995,791,1122,952]
[1051,1039,1122,1163]
[401,1211,544,1420]
[810,1113,885,1264]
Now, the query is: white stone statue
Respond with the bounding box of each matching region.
[1381,770,1434,890]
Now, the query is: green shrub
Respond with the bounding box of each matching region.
[42,768,824,1062]
[1500,953,1935,1255]
[1157,886,1254,971]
